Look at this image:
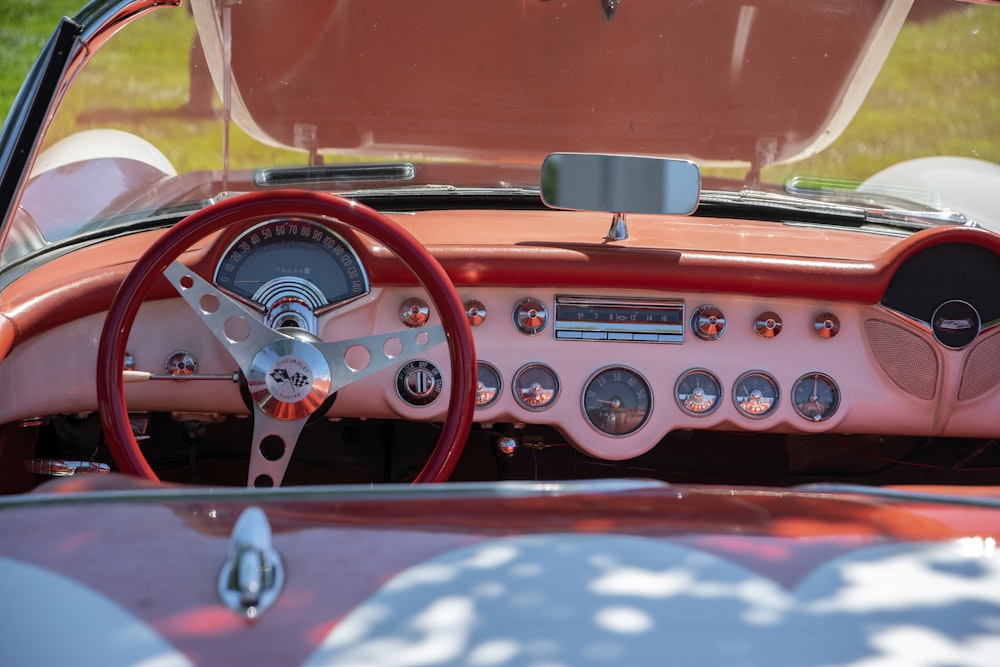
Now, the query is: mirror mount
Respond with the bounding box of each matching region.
[606,212,629,242]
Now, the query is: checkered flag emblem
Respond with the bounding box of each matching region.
[289,372,310,388]
[270,368,290,384]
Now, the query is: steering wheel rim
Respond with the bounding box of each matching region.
[97,190,476,484]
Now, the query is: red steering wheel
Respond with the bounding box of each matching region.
[97,191,476,485]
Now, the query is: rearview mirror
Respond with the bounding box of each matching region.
[541,153,700,215]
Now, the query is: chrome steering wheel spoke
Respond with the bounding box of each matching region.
[246,409,310,488]
[164,260,289,371]
[315,325,446,393]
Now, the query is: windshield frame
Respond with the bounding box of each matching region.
[1,0,998,273]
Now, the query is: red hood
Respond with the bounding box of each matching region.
[192,0,911,167]
[1,476,999,666]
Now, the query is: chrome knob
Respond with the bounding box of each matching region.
[753,311,782,338]
[813,313,840,339]
[513,298,548,335]
[691,305,727,340]
[465,299,487,327]
[400,297,430,328]
[164,350,197,376]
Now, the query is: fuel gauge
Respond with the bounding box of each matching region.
[675,369,722,416]
[733,371,779,418]
[475,362,502,408]
[512,363,560,411]
[792,372,840,422]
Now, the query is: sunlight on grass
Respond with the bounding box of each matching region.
[0,0,84,121]
[44,7,304,173]
[16,2,1000,184]
[761,4,1000,186]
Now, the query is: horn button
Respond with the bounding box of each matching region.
[246,338,332,420]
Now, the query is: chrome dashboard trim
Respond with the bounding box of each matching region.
[554,295,685,343]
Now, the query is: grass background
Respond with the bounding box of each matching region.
[0,0,83,121]
[2,0,998,184]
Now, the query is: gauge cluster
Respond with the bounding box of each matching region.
[380,288,854,461]
[205,224,859,457]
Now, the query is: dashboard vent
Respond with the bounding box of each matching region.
[865,319,937,400]
[959,330,1000,401]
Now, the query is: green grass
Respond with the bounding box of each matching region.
[747,4,1000,184]
[0,0,84,122]
[3,2,999,183]
[40,5,304,172]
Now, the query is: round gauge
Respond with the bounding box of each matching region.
[582,366,652,436]
[214,218,369,309]
[475,362,502,408]
[792,372,840,422]
[512,363,559,411]
[733,371,779,418]
[674,369,722,416]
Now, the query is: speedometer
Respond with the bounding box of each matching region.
[214,218,369,310]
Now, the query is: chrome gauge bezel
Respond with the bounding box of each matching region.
[791,372,841,422]
[475,361,503,408]
[732,370,780,419]
[213,217,371,315]
[511,363,560,411]
[581,365,653,437]
[674,368,723,416]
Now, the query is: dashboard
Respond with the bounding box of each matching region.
[202,217,1000,460]
[2,210,1000,469]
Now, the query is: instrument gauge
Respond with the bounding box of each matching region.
[675,369,722,416]
[214,218,369,310]
[475,362,502,408]
[733,371,779,418]
[512,363,559,411]
[792,372,840,422]
[582,366,652,436]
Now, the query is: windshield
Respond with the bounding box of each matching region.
[1,0,998,266]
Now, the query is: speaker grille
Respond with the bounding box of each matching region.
[959,330,1000,401]
[865,319,938,400]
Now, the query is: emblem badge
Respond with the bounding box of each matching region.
[265,356,313,402]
